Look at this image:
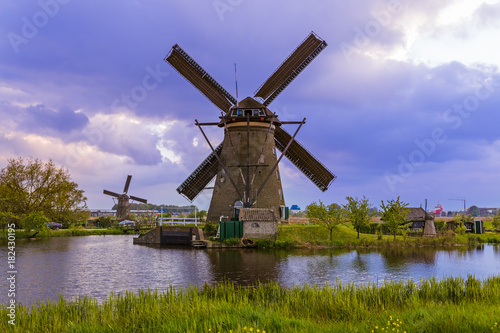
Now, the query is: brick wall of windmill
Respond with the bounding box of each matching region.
[207,123,285,223]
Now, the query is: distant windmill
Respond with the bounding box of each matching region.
[103,175,147,219]
[165,32,335,222]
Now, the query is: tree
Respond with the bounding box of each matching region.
[344,196,374,238]
[0,212,17,231]
[492,210,500,232]
[306,200,346,241]
[96,215,113,228]
[380,196,409,240]
[470,206,480,217]
[0,157,87,225]
[198,210,207,220]
[22,212,49,233]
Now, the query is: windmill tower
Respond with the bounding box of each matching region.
[165,32,335,223]
[103,175,148,219]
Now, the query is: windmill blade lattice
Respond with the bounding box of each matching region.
[165,44,237,112]
[176,143,223,201]
[254,32,327,106]
[274,127,335,191]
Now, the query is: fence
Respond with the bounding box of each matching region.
[159,218,200,227]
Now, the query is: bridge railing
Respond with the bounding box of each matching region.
[159,218,200,227]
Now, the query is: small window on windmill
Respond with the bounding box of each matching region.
[276,170,280,180]
[278,189,283,200]
[273,146,276,155]
[244,109,252,117]
[220,169,226,182]
[258,109,265,116]
[252,109,261,116]
[231,109,238,116]
[234,200,243,219]
[258,155,265,164]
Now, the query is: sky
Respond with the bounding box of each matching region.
[1,0,500,212]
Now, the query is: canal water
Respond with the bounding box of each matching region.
[1,235,499,305]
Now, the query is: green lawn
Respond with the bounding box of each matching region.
[269,223,500,249]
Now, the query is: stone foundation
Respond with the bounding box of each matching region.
[243,221,277,239]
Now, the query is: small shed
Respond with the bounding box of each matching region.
[405,207,436,237]
[239,208,278,239]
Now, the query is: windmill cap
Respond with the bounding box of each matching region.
[230,97,266,110]
[219,96,281,127]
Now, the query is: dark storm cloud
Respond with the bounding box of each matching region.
[22,104,89,134]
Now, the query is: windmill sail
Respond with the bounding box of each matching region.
[165,44,237,112]
[123,175,132,193]
[103,189,120,197]
[274,127,335,191]
[176,143,223,201]
[130,195,148,204]
[254,32,327,106]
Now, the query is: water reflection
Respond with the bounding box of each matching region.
[0,236,498,306]
[205,249,284,285]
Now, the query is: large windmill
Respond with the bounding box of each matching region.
[165,32,335,223]
[103,175,148,219]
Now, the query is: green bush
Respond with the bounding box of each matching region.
[456,223,466,235]
[22,212,49,234]
[359,222,397,235]
[222,237,241,246]
[434,220,446,231]
[376,225,383,240]
[493,213,500,232]
[202,221,218,237]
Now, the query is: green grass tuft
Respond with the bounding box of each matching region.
[2,275,500,332]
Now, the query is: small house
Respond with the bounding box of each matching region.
[405,207,436,237]
[239,208,278,239]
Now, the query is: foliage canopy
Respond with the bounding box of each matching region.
[493,210,500,232]
[380,196,409,240]
[0,157,88,226]
[344,196,374,239]
[306,200,346,241]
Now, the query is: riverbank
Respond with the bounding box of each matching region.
[0,228,126,239]
[2,275,499,332]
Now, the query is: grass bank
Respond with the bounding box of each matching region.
[254,223,500,249]
[2,275,499,332]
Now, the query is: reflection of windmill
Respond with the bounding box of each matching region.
[103,175,148,219]
[165,32,336,222]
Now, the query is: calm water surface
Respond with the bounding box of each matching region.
[1,235,499,305]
